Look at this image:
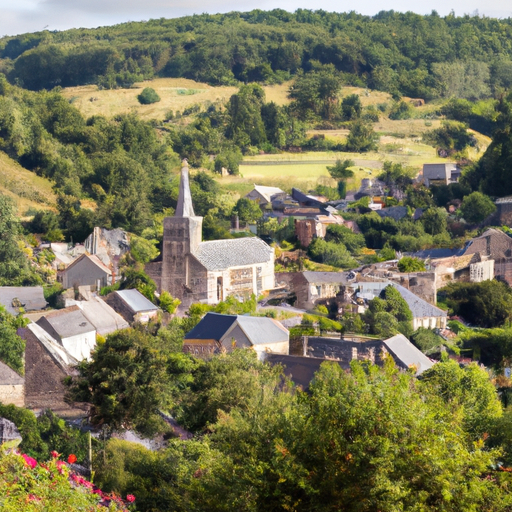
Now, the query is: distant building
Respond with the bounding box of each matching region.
[58,253,112,290]
[183,312,289,358]
[422,163,461,187]
[245,185,285,207]
[36,306,97,361]
[0,360,24,407]
[106,289,159,324]
[0,287,47,315]
[71,297,130,336]
[145,160,275,307]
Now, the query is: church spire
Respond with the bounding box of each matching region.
[175,159,195,217]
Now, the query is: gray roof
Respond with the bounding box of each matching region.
[0,286,47,315]
[233,316,288,345]
[184,312,237,341]
[0,359,24,385]
[302,271,349,285]
[175,160,195,217]
[383,334,434,375]
[37,306,95,338]
[74,298,130,336]
[423,163,458,180]
[115,289,159,313]
[194,237,273,271]
[391,283,447,319]
[411,248,465,259]
[376,206,408,221]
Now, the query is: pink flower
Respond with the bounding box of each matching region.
[22,454,37,469]
[67,454,77,464]
[126,494,136,503]
[50,450,59,458]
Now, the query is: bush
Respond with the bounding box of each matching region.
[137,87,160,105]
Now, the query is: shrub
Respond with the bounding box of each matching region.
[137,87,160,105]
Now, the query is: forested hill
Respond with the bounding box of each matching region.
[2,9,512,99]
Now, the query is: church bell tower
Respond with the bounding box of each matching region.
[160,160,203,300]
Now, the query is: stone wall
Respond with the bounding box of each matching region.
[0,384,24,407]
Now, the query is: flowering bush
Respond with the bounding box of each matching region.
[0,450,135,511]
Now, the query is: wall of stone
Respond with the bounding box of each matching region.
[0,385,24,407]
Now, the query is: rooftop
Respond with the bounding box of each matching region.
[115,289,159,313]
[234,315,288,345]
[383,334,434,375]
[37,306,96,338]
[252,185,285,202]
[0,286,47,315]
[194,237,273,271]
[302,271,349,285]
[63,253,112,275]
[184,312,237,341]
[0,360,24,385]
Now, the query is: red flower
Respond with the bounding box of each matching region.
[126,494,136,503]
[50,450,59,458]
[67,454,77,464]
[22,454,37,469]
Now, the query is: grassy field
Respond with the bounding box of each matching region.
[0,151,56,217]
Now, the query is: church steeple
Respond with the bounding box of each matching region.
[175,159,195,217]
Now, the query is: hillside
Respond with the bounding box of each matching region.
[0,151,56,216]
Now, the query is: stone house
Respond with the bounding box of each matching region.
[183,312,289,358]
[146,161,275,308]
[245,185,285,207]
[0,360,24,407]
[19,323,85,417]
[36,306,96,361]
[72,297,130,336]
[422,163,461,187]
[58,253,112,290]
[105,289,159,324]
[276,271,350,310]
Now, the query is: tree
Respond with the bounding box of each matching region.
[232,198,262,224]
[129,235,160,264]
[137,87,160,105]
[0,306,27,375]
[421,207,448,235]
[341,94,362,120]
[398,256,426,272]
[459,191,496,224]
[345,120,378,152]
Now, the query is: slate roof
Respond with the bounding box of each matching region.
[376,206,408,221]
[411,247,465,259]
[74,298,130,335]
[184,312,237,340]
[302,271,349,285]
[251,185,285,203]
[0,286,47,315]
[234,316,288,345]
[194,237,273,271]
[37,306,95,339]
[390,283,447,319]
[63,254,112,275]
[0,360,24,385]
[383,334,434,375]
[115,289,159,313]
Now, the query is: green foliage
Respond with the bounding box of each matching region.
[345,120,378,152]
[129,234,160,264]
[159,291,181,314]
[0,305,27,374]
[388,100,413,120]
[423,120,473,151]
[137,87,161,105]
[326,159,354,181]
[307,238,358,268]
[459,191,496,224]
[440,280,512,328]
[324,224,365,254]
[66,327,183,437]
[411,327,445,354]
[420,206,448,235]
[341,94,362,120]
[378,160,415,190]
[120,266,157,302]
[398,256,426,273]
[232,197,262,223]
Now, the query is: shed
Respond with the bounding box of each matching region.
[107,289,159,323]
[36,306,96,361]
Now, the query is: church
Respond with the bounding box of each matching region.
[146,161,275,307]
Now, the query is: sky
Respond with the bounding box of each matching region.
[1,0,512,38]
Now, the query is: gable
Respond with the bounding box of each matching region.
[184,312,237,341]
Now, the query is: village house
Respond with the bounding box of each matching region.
[36,306,96,361]
[183,312,289,358]
[0,360,24,407]
[0,286,47,315]
[105,289,159,324]
[422,163,461,187]
[19,323,85,417]
[58,253,112,290]
[245,185,285,208]
[146,160,275,307]
[70,297,130,336]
